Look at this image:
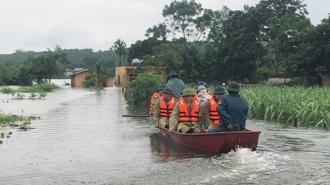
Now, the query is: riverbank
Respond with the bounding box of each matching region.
[241,85,330,129]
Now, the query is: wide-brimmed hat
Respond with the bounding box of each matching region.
[182,88,195,97]
[227,81,240,92]
[161,87,173,95]
[213,86,226,95]
[167,71,178,79]
[157,85,166,91]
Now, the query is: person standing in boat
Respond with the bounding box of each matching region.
[154,87,176,128]
[150,85,165,120]
[208,82,248,132]
[169,88,202,133]
[196,85,213,130]
[166,71,185,99]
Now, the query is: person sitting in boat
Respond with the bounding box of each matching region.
[150,85,165,120]
[154,87,176,128]
[208,82,248,132]
[169,88,202,133]
[199,86,226,131]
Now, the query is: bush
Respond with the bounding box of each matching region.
[125,74,162,106]
[83,75,96,88]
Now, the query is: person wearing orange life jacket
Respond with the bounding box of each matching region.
[206,86,226,129]
[154,87,176,128]
[149,85,165,120]
[169,88,202,133]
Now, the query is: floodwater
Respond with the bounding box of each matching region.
[0,81,330,185]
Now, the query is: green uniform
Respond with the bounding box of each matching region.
[169,100,203,133]
[151,97,160,123]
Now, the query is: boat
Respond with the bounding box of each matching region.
[157,126,261,154]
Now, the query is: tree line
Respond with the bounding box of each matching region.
[127,0,330,85]
[1,0,329,86]
[0,41,127,85]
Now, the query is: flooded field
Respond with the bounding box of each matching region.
[0,82,329,185]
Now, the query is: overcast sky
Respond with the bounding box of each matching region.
[0,0,329,54]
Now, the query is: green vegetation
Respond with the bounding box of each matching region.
[125,74,162,106]
[2,0,329,86]
[112,39,127,66]
[127,0,329,85]
[0,47,119,86]
[83,62,110,88]
[241,86,330,129]
[0,87,15,94]
[0,114,25,126]
[17,83,58,93]
[0,83,58,94]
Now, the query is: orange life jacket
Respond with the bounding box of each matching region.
[159,97,176,118]
[149,92,161,115]
[178,96,199,122]
[209,98,220,124]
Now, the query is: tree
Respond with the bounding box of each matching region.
[112,39,127,66]
[83,62,109,88]
[162,0,203,42]
[23,47,69,84]
[145,23,169,41]
[297,15,330,85]
[128,38,162,63]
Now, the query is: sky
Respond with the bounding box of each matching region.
[0,0,329,54]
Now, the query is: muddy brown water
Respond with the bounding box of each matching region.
[1,82,330,185]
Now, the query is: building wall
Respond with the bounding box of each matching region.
[115,67,127,87]
[71,71,90,88]
[107,78,114,87]
[115,66,166,87]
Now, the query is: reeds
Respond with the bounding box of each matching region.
[241,86,330,129]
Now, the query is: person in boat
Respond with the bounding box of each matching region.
[196,85,213,130]
[196,81,212,98]
[169,88,202,133]
[208,82,248,132]
[206,86,226,129]
[154,87,176,128]
[150,85,165,120]
[166,71,185,99]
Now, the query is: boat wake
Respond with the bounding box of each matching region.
[200,148,290,184]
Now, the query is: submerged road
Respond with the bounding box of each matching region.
[0,86,329,185]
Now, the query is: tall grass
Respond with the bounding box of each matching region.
[0,83,58,94]
[0,114,24,126]
[241,86,330,129]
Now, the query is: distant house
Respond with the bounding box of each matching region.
[69,68,90,88]
[68,68,114,88]
[115,66,166,87]
[267,74,292,84]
